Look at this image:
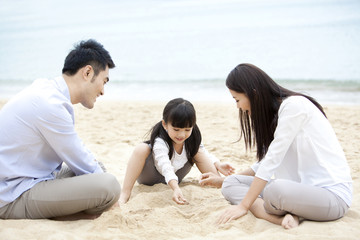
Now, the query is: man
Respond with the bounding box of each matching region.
[0,39,120,219]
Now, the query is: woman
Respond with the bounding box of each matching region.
[200,63,352,229]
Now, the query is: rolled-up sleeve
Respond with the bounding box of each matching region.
[152,138,177,184]
[34,97,103,175]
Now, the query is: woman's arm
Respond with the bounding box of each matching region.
[217,177,267,224]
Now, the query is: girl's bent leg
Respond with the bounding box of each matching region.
[0,173,120,219]
[119,143,151,204]
[263,179,349,221]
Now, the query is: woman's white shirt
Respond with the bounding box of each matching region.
[252,96,352,206]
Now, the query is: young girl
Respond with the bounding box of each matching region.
[202,63,352,228]
[119,98,234,204]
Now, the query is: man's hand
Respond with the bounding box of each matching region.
[199,172,225,188]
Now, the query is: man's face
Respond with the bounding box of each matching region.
[82,66,109,109]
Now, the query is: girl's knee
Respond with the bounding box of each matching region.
[134,143,151,155]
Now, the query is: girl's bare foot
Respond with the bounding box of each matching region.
[281,214,299,229]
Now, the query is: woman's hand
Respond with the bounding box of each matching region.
[215,162,235,176]
[199,172,225,188]
[217,204,248,224]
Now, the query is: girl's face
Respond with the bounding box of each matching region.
[162,121,193,145]
[229,89,251,114]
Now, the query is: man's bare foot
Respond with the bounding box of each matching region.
[281,214,299,229]
[119,191,130,204]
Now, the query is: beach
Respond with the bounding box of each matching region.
[0,99,359,240]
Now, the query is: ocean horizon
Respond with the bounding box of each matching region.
[1,0,360,104]
[1,77,359,105]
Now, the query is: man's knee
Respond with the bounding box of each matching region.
[92,173,121,201]
[102,173,121,197]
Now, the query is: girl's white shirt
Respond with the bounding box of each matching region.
[251,96,352,206]
[152,137,218,184]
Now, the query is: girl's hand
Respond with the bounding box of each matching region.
[172,188,188,205]
[215,162,235,176]
[217,204,248,224]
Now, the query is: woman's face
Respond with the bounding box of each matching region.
[229,89,251,114]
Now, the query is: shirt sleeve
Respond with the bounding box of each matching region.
[152,138,178,184]
[34,98,103,175]
[251,161,260,173]
[255,97,308,181]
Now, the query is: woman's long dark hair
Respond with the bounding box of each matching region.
[226,63,326,161]
[146,98,202,165]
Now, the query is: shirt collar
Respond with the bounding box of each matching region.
[54,76,71,102]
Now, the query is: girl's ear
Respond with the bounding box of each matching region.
[162,120,167,131]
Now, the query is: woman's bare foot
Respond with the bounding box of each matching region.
[281,214,299,229]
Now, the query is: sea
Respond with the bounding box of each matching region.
[0,0,360,104]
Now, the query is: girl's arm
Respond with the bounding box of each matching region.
[168,179,188,205]
[152,138,178,184]
[194,147,220,175]
[153,139,189,205]
[217,177,267,224]
[194,146,235,176]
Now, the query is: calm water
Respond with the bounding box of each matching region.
[1,0,360,104]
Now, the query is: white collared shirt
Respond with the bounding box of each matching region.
[0,77,103,208]
[152,138,218,184]
[252,96,352,206]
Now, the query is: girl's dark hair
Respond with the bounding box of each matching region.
[226,63,326,161]
[146,98,202,165]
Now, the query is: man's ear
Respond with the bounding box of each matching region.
[83,65,94,81]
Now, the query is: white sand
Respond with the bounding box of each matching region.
[0,100,359,240]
